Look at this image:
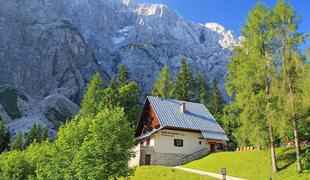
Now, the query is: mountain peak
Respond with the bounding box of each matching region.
[135,3,169,17]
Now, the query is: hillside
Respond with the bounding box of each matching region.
[183,146,310,180]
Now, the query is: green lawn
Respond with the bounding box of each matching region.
[183,146,310,180]
[127,166,217,180]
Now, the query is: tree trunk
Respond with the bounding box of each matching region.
[269,126,278,173]
[292,112,303,172]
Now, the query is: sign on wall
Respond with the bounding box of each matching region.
[161,131,185,137]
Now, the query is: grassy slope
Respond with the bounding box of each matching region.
[127,166,217,180]
[183,146,310,180]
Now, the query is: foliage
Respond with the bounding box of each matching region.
[174,57,195,101]
[118,64,130,85]
[195,70,209,106]
[117,82,141,123]
[10,131,23,151]
[0,117,10,153]
[270,0,306,172]
[0,106,134,178]
[152,65,174,98]
[24,123,48,148]
[208,76,225,120]
[0,150,35,179]
[184,146,310,180]
[79,73,105,118]
[0,87,25,119]
[72,108,135,179]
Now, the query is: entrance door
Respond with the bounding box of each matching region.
[145,154,151,165]
[210,144,216,152]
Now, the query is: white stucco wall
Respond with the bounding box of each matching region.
[153,129,209,155]
[128,144,141,167]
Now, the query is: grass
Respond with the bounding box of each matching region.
[183,146,310,180]
[126,166,217,180]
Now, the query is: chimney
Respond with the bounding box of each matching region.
[156,93,161,98]
[180,102,186,113]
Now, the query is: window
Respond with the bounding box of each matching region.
[174,139,183,147]
[199,141,202,145]
[217,143,223,150]
[146,138,150,146]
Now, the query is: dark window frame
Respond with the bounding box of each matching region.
[174,139,183,147]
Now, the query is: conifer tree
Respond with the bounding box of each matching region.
[118,65,130,85]
[209,76,225,116]
[79,73,105,118]
[272,0,306,172]
[195,70,209,106]
[152,65,174,98]
[35,124,42,143]
[0,117,10,153]
[100,70,140,124]
[226,3,279,172]
[174,57,194,101]
[25,123,37,147]
[42,128,49,141]
[11,131,23,150]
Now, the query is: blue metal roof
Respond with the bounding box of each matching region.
[201,131,229,141]
[148,96,226,134]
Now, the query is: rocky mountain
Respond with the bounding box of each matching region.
[0,0,238,137]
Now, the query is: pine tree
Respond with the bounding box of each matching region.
[195,70,209,106]
[152,65,174,98]
[0,117,10,153]
[25,123,37,147]
[35,124,42,143]
[118,82,140,124]
[272,0,305,172]
[209,76,225,116]
[11,131,23,150]
[118,65,130,85]
[79,73,105,118]
[42,128,49,141]
[174,57,194,101]
[100,76,140,124]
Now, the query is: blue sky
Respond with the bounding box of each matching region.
[135,0,309,51]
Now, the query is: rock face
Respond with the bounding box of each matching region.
[0,0,238,135]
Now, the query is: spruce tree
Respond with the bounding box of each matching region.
[152,65,174,98]
[174,57,194,101]
[208,76,224,116]
[118,82,140,124]
[79,73,105,118]
[0,117,10,153]
[100,72,140,124]
[42,128,49,141]
[11,131,23,150]
[195,70,209,106]
[25,123,37,147]
[118,65,130,85]
[35,124,42,143]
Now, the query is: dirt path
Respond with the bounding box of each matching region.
[174,166,247,180]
